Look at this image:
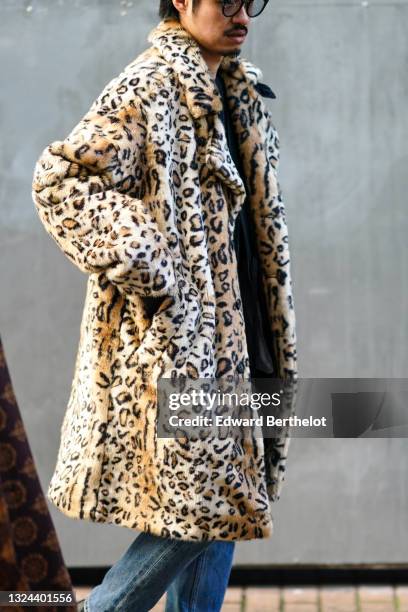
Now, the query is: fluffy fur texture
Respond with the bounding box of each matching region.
[32,19,297,542]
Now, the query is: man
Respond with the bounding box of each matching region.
[32,0,297,609]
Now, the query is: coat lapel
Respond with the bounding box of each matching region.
[147,19,223,119]
[147,19,266,214]
[147,18,282,251]
[204,114,246,196]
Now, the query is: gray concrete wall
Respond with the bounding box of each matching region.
[1,0,407,566]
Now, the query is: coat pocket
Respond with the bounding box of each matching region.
[132,283,187,377]
[157,286,215,379]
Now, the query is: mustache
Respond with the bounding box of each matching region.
[224,26,248,35]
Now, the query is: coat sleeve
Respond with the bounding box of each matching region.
[32,89,176,299]
[262,108,298,503]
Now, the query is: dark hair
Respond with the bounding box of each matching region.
[159,0,199,20]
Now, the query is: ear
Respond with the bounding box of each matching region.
[172,0,189,16]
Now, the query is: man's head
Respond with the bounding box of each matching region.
[159,1,268,63]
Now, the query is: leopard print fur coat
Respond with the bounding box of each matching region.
[32,18,297,542]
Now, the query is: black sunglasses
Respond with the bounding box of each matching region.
[221,0,270,18]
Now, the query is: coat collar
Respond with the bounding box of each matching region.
[147,18,264,119]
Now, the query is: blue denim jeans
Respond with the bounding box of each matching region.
[83,532,235,612]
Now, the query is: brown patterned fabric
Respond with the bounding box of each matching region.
[0,335,76,611]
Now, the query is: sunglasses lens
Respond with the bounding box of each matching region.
[222,0,269,17]
[223,0,241,17]
[247,0,268,17]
